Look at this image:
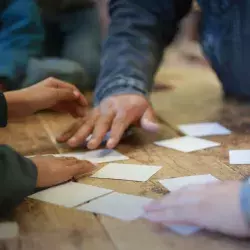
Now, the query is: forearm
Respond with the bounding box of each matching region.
[0,145,37,216]
[94,0,192,105]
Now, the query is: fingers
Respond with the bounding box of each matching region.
[140,106,159,132]
[45,77,88,106]
[56,119,85,143]
[69,160,95,178]
[107,113,132,149]
[87,110,115,149]
[54,88,79,103]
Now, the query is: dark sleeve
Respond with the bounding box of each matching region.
[0,93,7,127]
[94,0,192,104]
[0,0,44,90]
[0,145,37,216]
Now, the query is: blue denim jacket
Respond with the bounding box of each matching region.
[95,0,250,225]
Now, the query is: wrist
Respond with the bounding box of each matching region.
[4,90,30,119]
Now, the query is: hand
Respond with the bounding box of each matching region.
[4,77,88,119]
[57,94,159,149]
[31,155,95,188]
[143,181,250,237]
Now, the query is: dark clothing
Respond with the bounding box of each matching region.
[0,0,44,90]
[95,0,250,104]
[0,94,37,216]
[23,2,101,91]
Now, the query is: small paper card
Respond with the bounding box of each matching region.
[178,122,231,137]
[77,192,152,221]
[29,182,113,208]
[159,174,219,192]
[229,150,250,165]
[91,163,162,182]
[154,136,220,152]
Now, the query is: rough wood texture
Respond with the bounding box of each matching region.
[1,43,250,249]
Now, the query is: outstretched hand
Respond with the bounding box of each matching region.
[57,94,159,149]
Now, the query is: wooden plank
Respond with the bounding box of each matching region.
[8,200,116,250]
[99,217,250,250]
[0,115,58,156]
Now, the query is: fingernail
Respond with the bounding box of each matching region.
[73,90,80,97]
[87,139,97,149]
[107,139,115,149]
[68,137,77,147]
[144,119,159,132]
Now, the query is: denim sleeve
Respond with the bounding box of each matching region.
[0,0,44,90]
[240,178,250,226]
[94,0,192,105]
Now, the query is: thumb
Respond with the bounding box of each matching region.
[55,89,79,102]
[140,106,159,132]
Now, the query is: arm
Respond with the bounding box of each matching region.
[0,0,44,90]
[94,0,192,104]
[0,145,37,215]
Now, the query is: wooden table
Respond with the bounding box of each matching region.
[1,45,250,249]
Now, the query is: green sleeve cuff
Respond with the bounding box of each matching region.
[0,145,37,215]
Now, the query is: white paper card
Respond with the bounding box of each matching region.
[159,174,219,192]
[166,225,201,236]
[29,182,113,208]
[178,122,231,137]
[229,150,250,165]
[154,136,220,152]
[91,163,162,182]
[38,149,129,164]
[78,192,152,221]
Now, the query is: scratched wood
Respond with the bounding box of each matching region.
[0,115,58,156]
[1,43,250,248]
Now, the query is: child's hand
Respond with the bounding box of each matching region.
[31,155,95,188]
[4,78,88,118]
[143,181,250,237]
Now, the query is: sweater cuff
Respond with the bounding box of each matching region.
[240,178,250,226]
[0,93,7,127]
[94,77,149,106]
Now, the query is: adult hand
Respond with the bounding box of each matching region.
[4,77,87,119]
[143,181,250,237]
[31,155,94,188]
[57,94,159,149]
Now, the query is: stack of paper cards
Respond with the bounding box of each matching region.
[154,136,220,152]
[229,150,250,165]
[91,163,162,182]
[29,182,113,208]
[29,149,129,164]
[77,192,152,221]
[159,174,219,192]
[178,122,231,137]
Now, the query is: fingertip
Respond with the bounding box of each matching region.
[107,138,116,149]
[68,137,78,147]
[87,139,98,150]
[73,90,80,98]
[141,118,159,132]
